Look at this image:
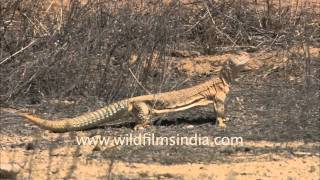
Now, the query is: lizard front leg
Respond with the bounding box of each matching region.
[132,102,151,130]
[213,93,227,128]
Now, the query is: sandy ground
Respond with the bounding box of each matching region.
[1,137,319,179]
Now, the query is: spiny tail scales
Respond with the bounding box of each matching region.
[1,100,129,132]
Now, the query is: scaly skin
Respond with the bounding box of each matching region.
[2,53,250,132]
[2,100,130,132]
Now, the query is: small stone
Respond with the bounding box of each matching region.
[92,144,103,151]
[185,125,194,129]
[309,166,316,173]
[0,163,20,179]
[25,142,35,150]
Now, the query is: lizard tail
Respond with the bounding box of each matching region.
[1,100,129,132]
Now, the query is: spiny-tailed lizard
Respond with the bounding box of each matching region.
[2,53,251,132]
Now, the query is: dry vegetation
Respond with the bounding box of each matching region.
[0,0,319,179]
[1,0,318,105]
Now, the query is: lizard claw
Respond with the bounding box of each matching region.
[218,122,227,128]
[133,124,150,131]
[217,118,227,128]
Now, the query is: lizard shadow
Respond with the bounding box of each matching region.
[97,115,216,129]
[153,116,216,126]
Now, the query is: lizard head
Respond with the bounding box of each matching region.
[220,53,251,84]
[229,53,251,70]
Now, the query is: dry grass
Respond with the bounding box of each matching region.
[0,0,319,105]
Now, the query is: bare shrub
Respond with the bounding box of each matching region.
[0,0,319,106]
[0,0,185,105]
[186,0,319,53]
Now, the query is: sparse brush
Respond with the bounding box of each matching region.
[0,0,318,106]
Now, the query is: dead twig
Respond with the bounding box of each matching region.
[128,68,151,95]
[0,40,37,66]
[203,2,237,46]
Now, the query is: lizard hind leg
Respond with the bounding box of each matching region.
[132,102,151,130]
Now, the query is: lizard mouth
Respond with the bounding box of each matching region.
[231,52,251,65]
